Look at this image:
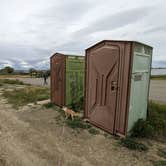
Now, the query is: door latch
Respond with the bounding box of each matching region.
[111,81,118,91]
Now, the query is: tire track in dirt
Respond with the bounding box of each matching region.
[0,89,92,166]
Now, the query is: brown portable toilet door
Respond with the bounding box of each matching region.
[86,45,120,134]
[51,55,65,106]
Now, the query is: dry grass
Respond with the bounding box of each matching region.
[3,86,50,108]
[0,74,29,78]
[0,79,26,85]
[151,75,166,80]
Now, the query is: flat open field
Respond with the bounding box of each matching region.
[3,77,166,103]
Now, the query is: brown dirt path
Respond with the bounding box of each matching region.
[0,85,165,166]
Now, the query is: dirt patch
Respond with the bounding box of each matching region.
[0,85,166,166]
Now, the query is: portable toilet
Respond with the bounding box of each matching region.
[84,40,153,136]
[50,53,85,107]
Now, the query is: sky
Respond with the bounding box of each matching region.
[0,0,166,69]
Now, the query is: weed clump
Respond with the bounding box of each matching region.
[131,119,154,138]
[120,137,148,151]
[66,117,91,129]
[148,101,166,137]
[130,102,166,139]
[65,116,100,135]
[88,128,100,135]
[157,149,166,159]
[67,96,84,112]
[153,160,166,166]
[43,102,56,109]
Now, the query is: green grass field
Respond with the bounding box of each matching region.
[151,75,166,80]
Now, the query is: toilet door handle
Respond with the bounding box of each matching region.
[111,81,118,91]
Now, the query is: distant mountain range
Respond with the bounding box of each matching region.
[0,58,165,70]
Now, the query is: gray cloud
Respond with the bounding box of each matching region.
[0,43,50,60]
[34,1,93,22]
[144,25,166,34]
[74,6,152,37]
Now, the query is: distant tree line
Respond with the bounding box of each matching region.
[0,66,14,74]
[0,66,50,77]
[29,68,50,78]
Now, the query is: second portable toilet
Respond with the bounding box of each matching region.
[84,40,153,136]
[50,53,85,107]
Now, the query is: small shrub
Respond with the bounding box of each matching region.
[120,137,148,151]
[131,119,154,138]
[153,160,166,166]
[88,128,100,135]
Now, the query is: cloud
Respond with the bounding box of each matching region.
[0,0,166,69]
[0,43,51,60]
[143,25,166,34]
[74,6,152,38]
[0,58,50,70]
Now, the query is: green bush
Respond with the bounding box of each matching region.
[120,137,148,151]
[131,119,154,138]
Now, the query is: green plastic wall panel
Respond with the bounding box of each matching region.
[65,56,85,106]
[127,43,152,132]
